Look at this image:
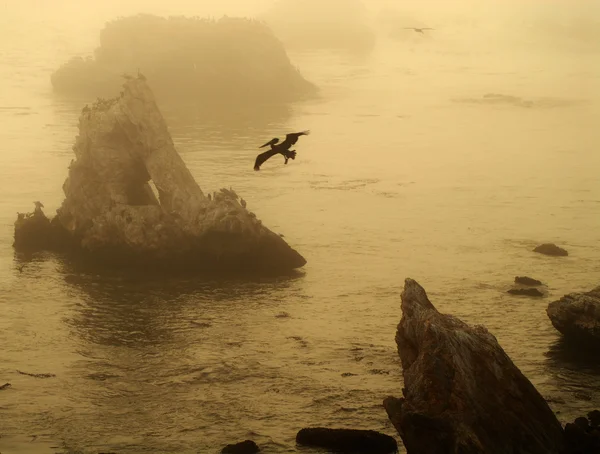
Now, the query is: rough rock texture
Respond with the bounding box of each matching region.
[295,428,397,454]
[384,278,565,454]
[515,276,543,286]
[508,288,545,297]
[14,76,306,272]
[547,286,600,345]
[221,440,260,454]
[534,243,569,256]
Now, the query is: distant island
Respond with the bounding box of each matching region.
[261,0,376,52]
[51,14,318,103]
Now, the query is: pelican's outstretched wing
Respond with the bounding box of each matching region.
[254,148,279,171]
[285,130,310,142]
[259,137,279,148]
[282,130,310,147]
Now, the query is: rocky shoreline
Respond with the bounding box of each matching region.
[218,279,599,454]
[10,74,598,454]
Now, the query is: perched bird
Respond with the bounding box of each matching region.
[254,131,310,171]
[404,27,434,34]
[33,201,44,215]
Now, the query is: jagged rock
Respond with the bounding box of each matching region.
[14,77,306,273]
[384,278,565,454]
[534,243,569,256]
[296,428,397,454]
[221,440,260,454]
[51,15,317,102]
[508,288,545,297]
[563,411,600,453]
[515,276,543,286]
[13,207,71,252]
[546,286,600,345]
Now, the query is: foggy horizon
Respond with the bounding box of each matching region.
[0,0,599,453]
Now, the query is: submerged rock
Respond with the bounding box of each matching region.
[384,278,565,454]
[508,288,545,297]
[14,76,306,273]
[221,440,260,454]
[534,243,569,256]
[515,276,543,286]
[51,15,317,102]
[547,286,600,345]
[296,428,397,454]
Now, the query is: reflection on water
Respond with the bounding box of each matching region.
[544,339,600,423]
[56,266,308,453]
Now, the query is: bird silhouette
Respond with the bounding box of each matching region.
[33,201,44,216]
[254,131,310,171]
[404,27,434,34]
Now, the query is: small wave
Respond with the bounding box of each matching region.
[310,178,381,191]
[0,106,31,110]
[453,93,581,109]
[85,372,121,381]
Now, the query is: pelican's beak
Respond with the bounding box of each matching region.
[259,138,278,148]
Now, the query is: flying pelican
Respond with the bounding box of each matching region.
[254,130,310,171]
[404,27,435,34]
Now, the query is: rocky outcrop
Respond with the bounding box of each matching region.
[515,276,543,286]
[51,15,317,102]
[564,411,600,454]
[547,286,600,345]
[534,243,569,256]
[14,76,306,273]
[384,278,565,454]
[221,440,260,454]
[296,428,397,454]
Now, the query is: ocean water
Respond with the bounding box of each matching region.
[1,1,600,453]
